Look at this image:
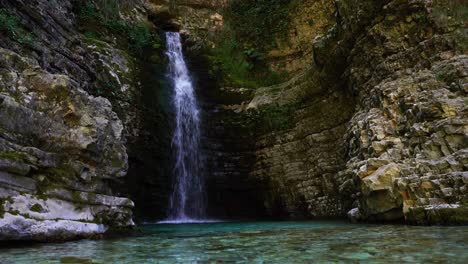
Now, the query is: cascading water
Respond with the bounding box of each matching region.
[163,32,206,223]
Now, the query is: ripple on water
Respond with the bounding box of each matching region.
[0,221,467,263]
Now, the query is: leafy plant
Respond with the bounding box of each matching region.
[17,32,35,46]
[30,203,43,213]
[0,8,18,36]
[74,1,161,54]
[227,0,293,50]
[258,104,292,131]
[0,8,36,46]
[208,27,287,88]
[128,23,153,52]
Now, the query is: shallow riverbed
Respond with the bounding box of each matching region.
[1,221,467,263]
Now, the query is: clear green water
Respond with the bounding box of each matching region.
[1,221,467,263]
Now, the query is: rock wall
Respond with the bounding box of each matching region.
[157,0,467,224]
[333,0,468,224]
[0,0,148,240]
[242,0,468,224]
[0,0,466,243]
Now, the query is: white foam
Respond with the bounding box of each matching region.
[151,219,223,225]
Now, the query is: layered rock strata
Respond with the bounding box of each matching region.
[0,0,137,240]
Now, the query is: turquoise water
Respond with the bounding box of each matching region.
[1,221,467,263]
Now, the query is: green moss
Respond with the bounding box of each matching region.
[16,32,35,46]
[208,27,287,88]
[0,8,18,35]
[71,191,86,204]
[45,166,74,179]
[73,0,161,55]
[431,0,468,52]
[0,8,36,47]
[0,199,5,218]
[60,256,93,263]
[8,208,20,215]
[87,192,97,201]
[436,73,447,82]
[0,151,27,161]
[256,104,294,131]
[432,0,468,27]
[30,203,43,213]
[36,165,77,196]
[199,0,299,88]
[227,0,295,50]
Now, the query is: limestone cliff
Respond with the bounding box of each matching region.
[239,0,467,224]
[0,0,467,242]
[0,0,144,240]
[181,0,468,223]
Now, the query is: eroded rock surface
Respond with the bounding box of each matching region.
[0,0,136,240]
[207,0,467,224]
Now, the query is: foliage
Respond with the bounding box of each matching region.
[74,0,161,54]
[0,199,5,218]
[0,151,27,161]
[0,8,18,35]
[257,104,292,131]
[0,8,35,47]
[431,0,468,26]
[17,33,35,46]
[30,203,43,213]
[208,27,286,88]
[204,0,294,88]
[431,0,468,52]
[128,23,156,52]
[227,0,293,50]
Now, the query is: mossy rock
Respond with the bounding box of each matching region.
[0,151,27,161]
[30,203,43,213]
[60,256,93,264]
[0,199,5,218]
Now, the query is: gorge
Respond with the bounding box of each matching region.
[0,0,467,261]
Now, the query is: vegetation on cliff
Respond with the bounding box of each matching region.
[74,0,162,54]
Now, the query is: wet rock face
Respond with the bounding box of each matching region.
[334,0,468,224]
[230,0,468,224]
[0,0,136,241]
[0,48,134,241]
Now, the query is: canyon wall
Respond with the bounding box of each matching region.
[0,0,155,240]
[0,0,466,241]
[243,0,468,223]
[179,0,467,223]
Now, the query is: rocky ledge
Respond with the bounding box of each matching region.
[0,48,134,241]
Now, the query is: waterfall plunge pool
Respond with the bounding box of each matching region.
[1,221,467,263]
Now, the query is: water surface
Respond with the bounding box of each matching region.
[1,221,467,263]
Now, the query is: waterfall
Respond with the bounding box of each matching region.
[164,32,206,222]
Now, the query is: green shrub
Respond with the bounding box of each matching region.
[258,104,292,131]
[17,32,35,46]
[128,23,153,52]
[205,1,294,88]
[208,27,287,88]
[96,0,120,20]
[0,151,27,161]
[0,199,5,218]
[103,19,128,32]
[76,2,99,22]
[74,1,161,54]
[30,203,43,213]
[228,0,293,50]
[0,8,35,46]
[0,8,18,36]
